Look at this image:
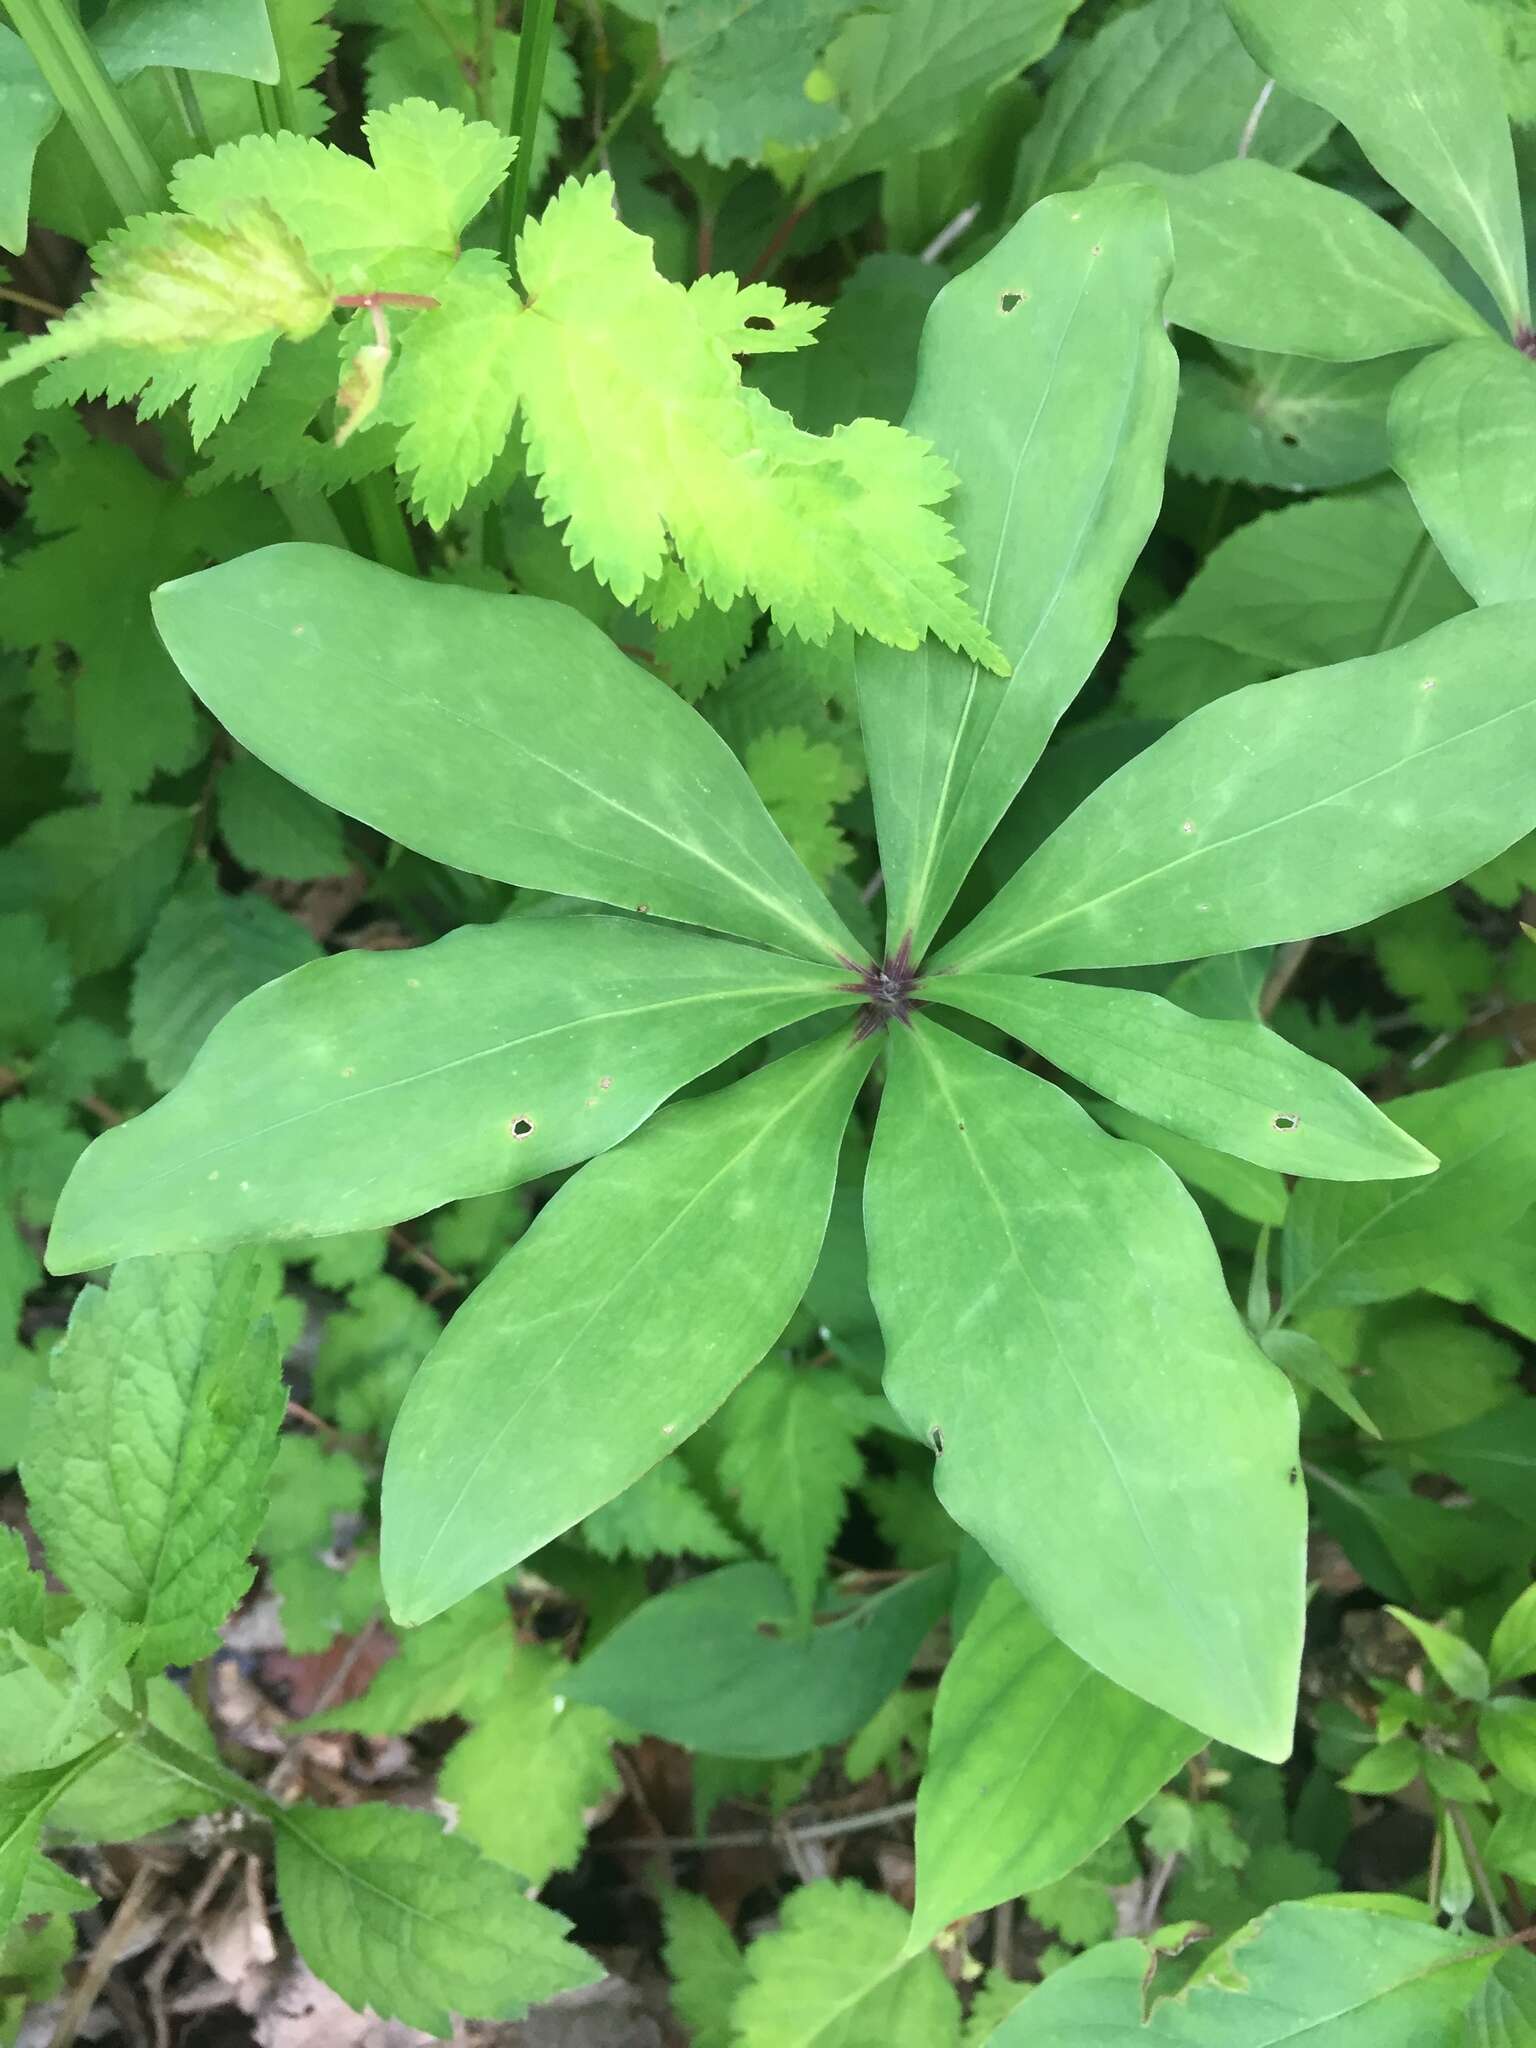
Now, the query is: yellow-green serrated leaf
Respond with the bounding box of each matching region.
[20,1252,284,1670]
[392,173,1004,666]
[79,205,332,352]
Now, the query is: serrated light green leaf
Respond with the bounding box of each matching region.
[51,914,849,1272]
[273,1801,598,2035]
[490,176,1002,664]
[1011,0,1334,211]
[307,1585,512,1735]
[1103,159,1488,359]
[858,183,1176,957]
[745,727,861,884]
[438,1641,621,1885]
[383,1031,873,1625]
[216,751,346,880]
[1282,1065,1536,1316]
[910,1577,1199,1945]
[662,1891,746,2048]
[987,1899,1495,2043]
[733,1878,960,2046]
[21,1252,283,1669]
[1385,1607,1490,1700]
[151,544,856,962]
[129,868,319,1093]
[805,0,1076,198]
[942,604,1536,978]
[714,1359,865,1623]
[936,974,1435,1182]
[1390,340,1536,607]
[579,1458,742,1562]
[0,804,192,977]
[865,1021,1303,1759]
[562,1562,947,1759]
[1224,0,1529,333]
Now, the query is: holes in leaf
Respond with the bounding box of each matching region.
[744,314,775,331]
[999,290,1026,314]
[1281,432,1300,447]
[509,1116,535,1139]
[929,1425,945,1454]
[1272,1112,1299,1132]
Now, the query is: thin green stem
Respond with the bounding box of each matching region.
[572,61,654,179]
[168,66,212,156]
[103,1703,288,1827]
[263,0,309,133]
[350,469,416,576]
[6,0,162,218]
[269,479,351,550]
[1372,529,1437,655]
[500,0,559,268]
[1450,1802,1510,1935]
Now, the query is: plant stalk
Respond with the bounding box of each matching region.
[473,0,498,122]
[350,470,417,576]
[500,0,560,269]
[262,0,310,133]
[6,0,162,219]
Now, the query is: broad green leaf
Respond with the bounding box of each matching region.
[561,1562,949,1759]
[1385,1607,1490,1700]
[1171,348,1402,494]
[804,0,1076,198]
[1142,485,1467,674]
[941,604,1536,977]
[273,1802,598,2034]
[129,867,319,1092]
[0,1742,118,1946]
[864,1021,1303,1759]
[1481,1699,1536,1796]
[1471,1949,1536,2048]
[1093,1099,1291,1224]
[49,915,850,1272]
[0,1666,222,1840]
[438,1642,621,1886]
[936,974,1435,1182]
[987,1899,1495,2043]
[910,1576,1199,1945]
[1400,1399,1536,1527]
[91,0,281,84]
[0,30,61,256]
[1340,1737,1423,1795]
[858,184,1176,956]
[1491,1582,1536,1686]
[731,1878,960,2047]
[1010,0,1334,210]
[1224,0,1529,334]
[649,0,870,166]
[382,1030,873,1625]
[151,544,856,961]
[1103,160,1488,359]
[1260,1330,1380,1439]
[1308,1464,1513,1609]
[1391,340,1536,605]
[21,1252,283,1669]
[15,1853,94,1922]
[713,1358,866,1624]
[1282,1065,1536,1316]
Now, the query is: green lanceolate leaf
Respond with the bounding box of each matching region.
[1224,0,1530,334]
[988,1899,1496,2043]
[1391,340,1536,605]
[909,1576,1199,1946]
[560,1562,949,1760]
[857,184,1177,957]
[1281,1064,1536,1316]
[1101,160,1488,359]
[940,603,1536,976]
[21,1252,284,1669]
[864,1021,1303,1758]
[382,1029,873,1625]
[273,1802,598,2034]
[48,917,852,1271]
[935,973,1436,1181]
[151,545,856,962]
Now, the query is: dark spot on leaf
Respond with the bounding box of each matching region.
[1281,431,1299,447]
[635,903,650,914]
[744,314,774,330]
[999,290,1025,314]
[510,1116,534,1139]
[1272,1113,1298,1132]
[929,1425,944,1454]
[1288,1466,1299,1485]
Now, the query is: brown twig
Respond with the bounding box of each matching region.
[50,1860,160,2048]
[602,1795,917,1855]
[388,1226,465,1297]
